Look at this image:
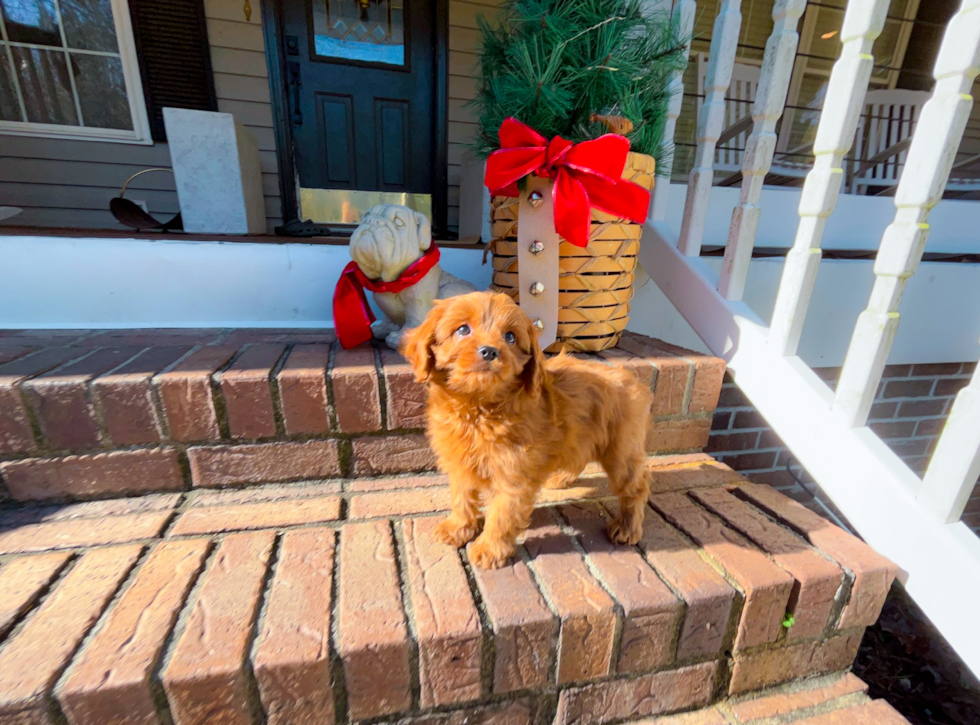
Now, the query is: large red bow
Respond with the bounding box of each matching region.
[484,117,650,247]
[333,244,441,349]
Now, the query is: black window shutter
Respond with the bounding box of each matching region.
[128,0,218,142]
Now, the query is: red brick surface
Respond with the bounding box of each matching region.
[59,539,211,725]
[729,630,865,695]
[735,484,898,628]
[688,356,726,414]
[277,344,331,435]
[730,673,868,722]
[0,551,72,638]
[169,495,342,536]
[648,417,713,453]
[0,347,84,454]
[162,531,275,725]
[794,700,909,724]
[381,348,429,429]
[402,518,483,707]
[524,509,617,683]
[25,347,143,450]
[554,661,720,725]
[253,528,336,725]
[0,545,142,724]
[617,336,690,417]
[652,492,794,649]
[332,346,382,433]
[187,440,340,487]
[0,511,171,555]
[154,345,238,442]
[560,503,681,673]
[348,487,451,519]
[692,488,844,639]
[637,508,736,661]
[352,434,438,475]
[219,343,285,439]
[92,346,189,445]
[596,347,657,389]
[468,546,555,694]
[338,521,412,719]
[1,448,184,501]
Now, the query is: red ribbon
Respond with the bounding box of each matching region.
[484,117,650,248]
[333,244,441,349]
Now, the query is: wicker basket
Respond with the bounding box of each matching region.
[489,151,655,352]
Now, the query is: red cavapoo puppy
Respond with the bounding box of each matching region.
[401,291,653,569]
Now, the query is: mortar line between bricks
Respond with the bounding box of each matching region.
[323,339,341,436]
[680,357,697,414]
[516,543,561,687]
[210,344,247,442]
[456,542,497,702]
[546,505,627,675]
[268,344,292,439]
[44,544,147,725]
[372,342,390,432]
[328,521,349,724]
[243,532,280,725]
[152,538,220,725]
[391,519,422,712]
[0,550,78,645]
[157,494,190,538]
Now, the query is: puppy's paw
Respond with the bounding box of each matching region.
[433,517,478,548]
[607,517,643,546]
[468,535,515,569]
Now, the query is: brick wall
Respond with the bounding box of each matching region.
[708,362,980,535]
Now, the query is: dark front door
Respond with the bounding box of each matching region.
[283,0,438,229]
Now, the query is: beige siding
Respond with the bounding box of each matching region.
[447,0,501,232]
[0,0,281,233]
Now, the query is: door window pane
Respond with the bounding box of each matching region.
[12,46,77,125]
[60,0,118,52]
[73,52,130,128]
[312,0,406,66]
[0,52,21,120]
[0,0,59,45]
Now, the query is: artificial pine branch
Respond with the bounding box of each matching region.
[472,0,689,170]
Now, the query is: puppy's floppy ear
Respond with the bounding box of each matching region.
[520,316,547,397]
[414,210,432,251]
[401,301,444,382]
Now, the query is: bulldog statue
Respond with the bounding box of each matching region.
[348,204,476,350]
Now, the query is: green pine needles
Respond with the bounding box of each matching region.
[472,0,689,170]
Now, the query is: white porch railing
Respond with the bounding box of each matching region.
[642,0,980,675]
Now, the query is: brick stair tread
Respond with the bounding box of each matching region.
[0,328,723,503]
[0,467,899,725]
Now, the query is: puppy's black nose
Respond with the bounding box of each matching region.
[479,346,499,361]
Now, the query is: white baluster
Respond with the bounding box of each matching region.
[768,1,890,354]
[718,0,806,300]
[833,1,980,427]
[677,0,743,256]
[650,0,697,224]
[918,361,980,523]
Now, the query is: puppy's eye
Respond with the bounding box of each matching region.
[455,324,471,336]
[504,331,516,345]
[393,217,406,229]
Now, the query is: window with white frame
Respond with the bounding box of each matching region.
[0,0,151,143]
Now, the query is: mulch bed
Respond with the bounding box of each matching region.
[854,585,980,724]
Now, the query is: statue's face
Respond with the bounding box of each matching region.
[349,204,432,282]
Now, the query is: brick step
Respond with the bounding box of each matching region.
[630,673,911,724]
[0,461,898,725]
[0,329,724,503]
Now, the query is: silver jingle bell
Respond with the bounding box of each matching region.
[529,282,545,296]
[529,240,545,255]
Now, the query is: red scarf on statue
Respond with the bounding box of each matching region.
[333,244,441,349]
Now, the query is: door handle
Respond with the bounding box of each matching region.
[288,61,303,126]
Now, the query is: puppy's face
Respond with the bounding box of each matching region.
[402,292,544,400]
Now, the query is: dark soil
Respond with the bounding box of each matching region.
[854,585,980,725]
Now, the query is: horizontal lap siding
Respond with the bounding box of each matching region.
[0,0,282,234]
[448,0,499,233]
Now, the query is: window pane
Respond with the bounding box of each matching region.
[11,45,77,124]
[312,0,405,66]
[0,51,23,120]
[73,52,130,128]
[59,0,118,52]
[1,0,60,46]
